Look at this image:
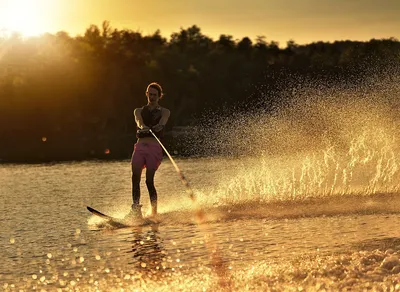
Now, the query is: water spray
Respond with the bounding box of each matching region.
[149,129,231,288]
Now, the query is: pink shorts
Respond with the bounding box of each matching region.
[131,142,163,170]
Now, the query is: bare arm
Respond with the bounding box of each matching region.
[134,108,147,129]
[158,108,171,126]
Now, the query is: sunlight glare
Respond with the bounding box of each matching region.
[0,0,51,36]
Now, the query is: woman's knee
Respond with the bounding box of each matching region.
[145,179,155,188]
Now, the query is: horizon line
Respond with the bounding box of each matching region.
[0,22,399,47]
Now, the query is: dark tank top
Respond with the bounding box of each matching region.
[136,106,164,138]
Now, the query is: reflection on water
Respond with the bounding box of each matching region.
[127,225,167,274]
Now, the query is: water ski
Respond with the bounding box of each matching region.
[87,206,157,227]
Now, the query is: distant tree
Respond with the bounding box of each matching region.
[237,37,252,55]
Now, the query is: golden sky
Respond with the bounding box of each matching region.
[0,0,399,44]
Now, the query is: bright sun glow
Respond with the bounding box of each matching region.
[0,0,51,37]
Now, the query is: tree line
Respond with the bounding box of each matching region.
[0,22,399,162]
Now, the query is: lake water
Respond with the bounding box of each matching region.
[1,155,400,291]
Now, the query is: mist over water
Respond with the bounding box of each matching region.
[185,67,400,208]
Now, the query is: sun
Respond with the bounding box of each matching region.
[0,0,48,37]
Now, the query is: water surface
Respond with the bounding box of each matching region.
[1,158,400,291]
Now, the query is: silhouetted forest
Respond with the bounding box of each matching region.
[0,22,399,162]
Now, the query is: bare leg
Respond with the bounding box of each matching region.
[132,164,143,206]
[145,168,157,216]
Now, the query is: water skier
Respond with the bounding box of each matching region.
[127,82,170,219]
